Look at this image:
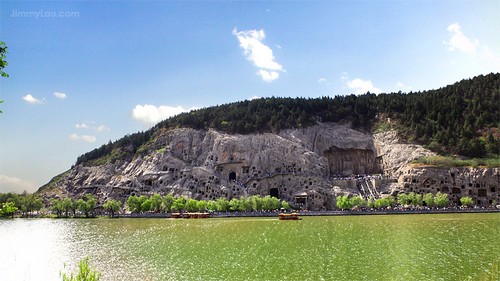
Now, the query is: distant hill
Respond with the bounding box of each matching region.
[76,73,499,166]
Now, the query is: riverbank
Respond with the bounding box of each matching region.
[117,207,500,219]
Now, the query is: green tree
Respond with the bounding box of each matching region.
[460,196,474,207]
[0,42,8,78]
[336,195,352,210]
[172,197,186,212]
[196,200,207,212]
[349,196,366,209]
[250,195,263,211]
[19,193,44,217]
[229,198,240,212]
[161,193,175,213]
[239,196,251,212]
[206,200,217,212]
[412,193,423,206]
[423,192,434,207]
[77,194,97,218]
[0,201,18,218]
[281,200,290,210]
[216,198,230,212]
[149,194,163,213]
[185,198,199,212]
[434,192,449,208]
[140,197,152,213]
[0,41,9,114]
[126,196,140,213]
[51,199,64,217]
[103,199,121,218]
[61,257,101,281]
[397,193,411,206]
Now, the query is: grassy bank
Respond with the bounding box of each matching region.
[412,155,500,168]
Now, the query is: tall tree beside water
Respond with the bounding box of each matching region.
[103,199,122,218]
[77,194,97,218]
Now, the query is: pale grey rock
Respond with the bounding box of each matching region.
[43,123,498,210]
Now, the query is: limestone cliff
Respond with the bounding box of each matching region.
[41,123,445,210]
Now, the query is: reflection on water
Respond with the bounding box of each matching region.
[0,214,499,281]
[0,219,74,281]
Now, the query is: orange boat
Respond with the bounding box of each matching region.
[278,213,301,220]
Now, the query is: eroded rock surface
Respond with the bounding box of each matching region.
[41,123,497,210]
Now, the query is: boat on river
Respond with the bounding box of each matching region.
[171,212,211,219]
[278,212,301,220]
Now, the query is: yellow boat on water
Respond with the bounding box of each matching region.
[278,213,301,220]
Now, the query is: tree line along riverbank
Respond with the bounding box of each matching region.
[1,191,499,219]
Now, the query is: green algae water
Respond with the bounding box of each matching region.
[1,213,498,281]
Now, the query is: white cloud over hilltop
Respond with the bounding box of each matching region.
[346,78,382,95]
[132,104,190,125]
[233,28,285,82]
[445,23,496,60]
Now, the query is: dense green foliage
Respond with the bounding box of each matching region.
[335,191,464,210]
[126,193,289,213]
[460,196,474,207]
[0,202,18,217]
[0,41,8,78]
[60,257,101,281]
[0,192,43,217]
[0,41,8,113]
[75,73,499,166]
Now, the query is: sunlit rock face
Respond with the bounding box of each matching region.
[43,123,473,211]
[399,166,500,206]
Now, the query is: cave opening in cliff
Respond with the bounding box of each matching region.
[323,146,381,176]
[270,188,279,198]
[228,171,236,181]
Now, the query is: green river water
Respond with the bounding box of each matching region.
[0,213,498,281]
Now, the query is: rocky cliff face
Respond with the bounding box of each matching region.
[42,122,497,210]
[398,166,500,206]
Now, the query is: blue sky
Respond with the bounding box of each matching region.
[0,1,499,193]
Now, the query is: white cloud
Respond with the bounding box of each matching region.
[95,125,109,132]
[444,22,498,61]
[0,175,37,193]
[233,28,285,82]
[53,92,67,99]
[69,133,96,143]
[395,82,413,92]
[131,104,189,125]
[75,123,89,129]
[257,70,280,82]
[445,23,478,55]
[75,122,109,132]
[248,96,261,100]
[346,78,382,95]
[22,94,43,104]
[318,78,327,83]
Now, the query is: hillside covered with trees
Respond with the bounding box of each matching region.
[76,73,499,166]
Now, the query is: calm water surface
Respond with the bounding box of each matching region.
[0,213,498,281]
